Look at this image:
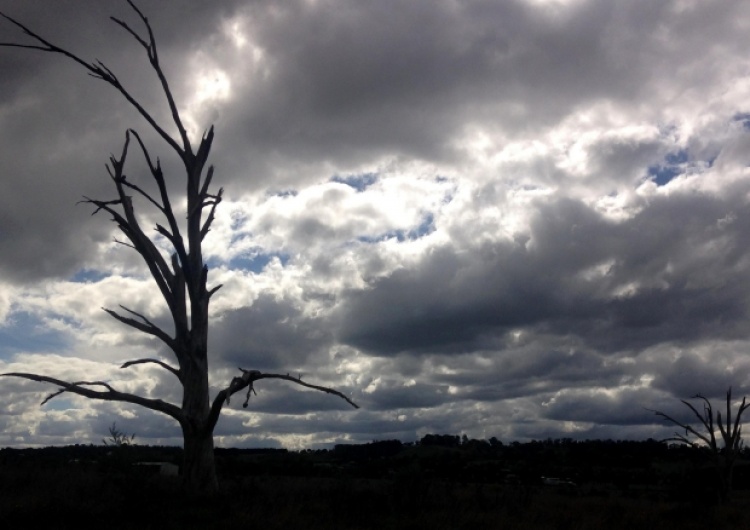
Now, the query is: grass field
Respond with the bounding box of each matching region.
[2,464,749,530]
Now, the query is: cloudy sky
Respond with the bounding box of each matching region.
[1,0,750,449]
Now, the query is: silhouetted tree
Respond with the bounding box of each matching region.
[420,434,461,448]
[0,1,357,495]
[650,388,749,502]
[103,422,135,447]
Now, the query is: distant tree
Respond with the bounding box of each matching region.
[650,388,749,502]
[0,1,357,495]
[488,436,503,448]
[461,437,491,455]
[103,422,135,447]
[420,434,461,448]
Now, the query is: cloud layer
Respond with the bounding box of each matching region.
[2,0,750,448]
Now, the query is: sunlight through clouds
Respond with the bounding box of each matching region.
[182,60,232,139]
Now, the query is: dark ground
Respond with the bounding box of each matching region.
[2,439,749,529]
[2,469,749,529]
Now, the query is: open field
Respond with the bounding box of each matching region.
[2,465,749,530]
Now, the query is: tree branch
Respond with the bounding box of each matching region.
[85,182,178,300]
[103,305,175,350]
[0,8,186,158]
[119,177,164,213]
[129,128,190,280]
[647,407,713,447]
[200,187,223,240]
[732,395,749,449]
[111,0,192,156]
[649,389,750,456]
[1,372,183,423]
[98,131,179,315]
[113,237,137,250]
[120,358,181,381]
[206,368,359,432]
[79,196,123,217]
[251,373,360,409]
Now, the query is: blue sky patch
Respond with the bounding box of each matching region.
[230,214,247,232]
[44,397,74,411]
[207,250,289,272]
[0,311,70,361]
[664,149,688,165]
[331,172,378,192]
[648,165,682,186]
[408,212,435,239]
[69,269,108,283]
[357,230,406,244]
[227,252,290,273]
[648,148,688,186]
[268,189,298,198]
[357,212,436,244]
[732,112,750,131]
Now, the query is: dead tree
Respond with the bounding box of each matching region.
[0,1,357,495]
[650,388,749,502]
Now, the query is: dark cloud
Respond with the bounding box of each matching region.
[337,186,750,357]
[649,350,750,400]
[360,380,453,411]
[541,387,664,426]
[209,0,748,188]
[211,293,333,371]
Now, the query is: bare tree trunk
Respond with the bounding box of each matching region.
[180,354,218,494]
[718,455,735,503]
[182,424,218,495]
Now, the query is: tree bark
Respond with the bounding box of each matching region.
[180,354,218,495]
[182,424,218,495]
[719,455,735,503]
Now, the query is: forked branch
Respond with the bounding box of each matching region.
[110,0,192,156]
[0,6,185,158]
[1,372,183,422]
[649,406,713,447]
[649,389,749,453]
[207,368,359,432]
[650,388,750,502]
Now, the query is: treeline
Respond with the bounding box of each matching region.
[331,434,688,465]
[3,435,749,496]
[324,436,750,501]
[327,437,679,485]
